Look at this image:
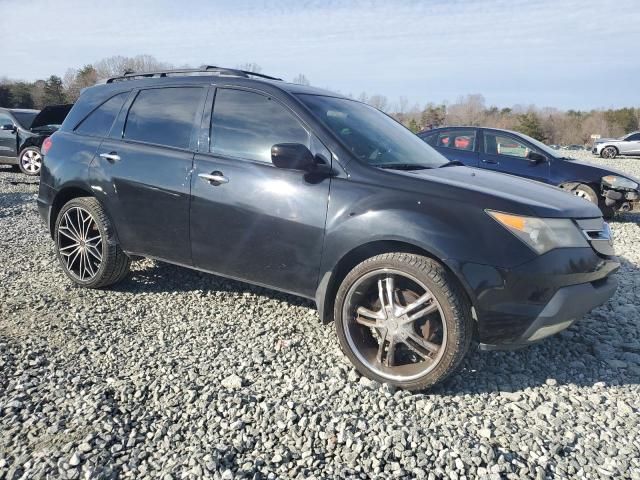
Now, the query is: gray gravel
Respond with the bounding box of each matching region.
[1,156,639,479]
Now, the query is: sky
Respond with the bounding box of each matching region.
[1,0,638,110]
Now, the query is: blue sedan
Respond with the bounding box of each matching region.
[418,126,640,218]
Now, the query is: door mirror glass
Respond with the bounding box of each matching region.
[0,124,15,132]
[271,143,316,171]
[527,151,547,163]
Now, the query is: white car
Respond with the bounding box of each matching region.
[592,131,640,159]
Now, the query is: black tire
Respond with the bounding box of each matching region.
[572,183,599,205]
[334,253,473,391]
[600,146,617,159]
[54,197,131,288]
[18,147,43,176]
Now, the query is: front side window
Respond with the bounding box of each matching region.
[297,94,447,169]
[124,87,204,149]
[626,133,640,141]
[75,92,129,137]
[211,89,310,163]
[484,132,532,158]
[0,114,13,127]
[420,132,437,146]
[436,130,476,151]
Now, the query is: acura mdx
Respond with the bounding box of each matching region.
[38,67,619,390]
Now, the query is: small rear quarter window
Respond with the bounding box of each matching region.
[75,92,129,138]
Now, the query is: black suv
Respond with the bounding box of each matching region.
[38,67,619,390]
[0,105,72,175]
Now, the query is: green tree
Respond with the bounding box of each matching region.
[515,112,546,141]
[9,82,34,108]
[408,118,420,133]
[0,85,11,107]
[43,75,66,105]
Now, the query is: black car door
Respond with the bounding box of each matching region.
[478,129,550,183]
[420,129,479,166]
[190,87,332,298]
[92,86,207,264]
[0,112,17,161]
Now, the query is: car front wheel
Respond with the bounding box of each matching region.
[54,197,131,288]
[334,253,472,390]
[18,147,43,175]
[600,146,617,159]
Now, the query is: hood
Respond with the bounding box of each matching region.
[397,166,602,219]
[30,104,73,130]
[557,158,640,185]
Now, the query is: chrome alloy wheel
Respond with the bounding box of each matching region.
[57,207,103,281]
[602,147,616,159]
[20,149,42,174]
[342,269,447,382]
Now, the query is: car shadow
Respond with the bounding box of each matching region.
[116,252,640,393]
[114,260,316,310]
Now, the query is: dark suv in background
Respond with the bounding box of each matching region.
[419,126,640,217]
[0,105,72,175]
[38,67,618,390]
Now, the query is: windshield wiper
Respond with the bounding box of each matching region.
[438,160,464,168]
[376,163,430,171]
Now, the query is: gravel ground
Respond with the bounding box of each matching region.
[1,154,639,479]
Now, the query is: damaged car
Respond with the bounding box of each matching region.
[0,104,73,175]
[418,126,639,217]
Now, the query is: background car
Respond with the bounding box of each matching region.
[0,105,72,175]
[418,126,640,217]
[592,131,640,158]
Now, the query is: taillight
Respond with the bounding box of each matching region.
[42,137,53,155]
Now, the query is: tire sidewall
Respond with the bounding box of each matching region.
[334,255,468,390]
[54,198,110,288]
[601,147,617,159]
[574,184,598,205]
[18,147,42,176]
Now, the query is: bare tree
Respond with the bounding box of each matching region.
[292,74,310,86]
[237,63,262,73]
[367,94,390,112]
[94,55,173,79]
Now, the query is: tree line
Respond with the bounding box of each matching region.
[1,55,637,145]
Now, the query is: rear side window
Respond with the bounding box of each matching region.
[124,87,204,149]
[435,130,476,151]
[75,92,128,137]
[211,88,310,163]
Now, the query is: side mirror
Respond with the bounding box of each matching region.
[0,124,16,132]
[271,143,316,171]
[527,151,547,164]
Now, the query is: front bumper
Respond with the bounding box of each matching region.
[451,247,619,349]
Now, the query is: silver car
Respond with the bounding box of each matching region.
[592,131,640,158]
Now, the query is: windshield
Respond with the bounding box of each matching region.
[297,94,448,169]
[11,111,38,129]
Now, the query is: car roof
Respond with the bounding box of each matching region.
[1,108,40,114]
[93,68,343,99]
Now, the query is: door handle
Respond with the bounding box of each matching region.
[99,152,121,163]
[482,159,499,165]
[198,172,229,184]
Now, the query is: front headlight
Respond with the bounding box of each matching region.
[487,211,588,254]
[602,175,638,190]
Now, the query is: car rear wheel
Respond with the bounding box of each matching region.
[600,146,617,159]
[334,253,472,391]
[18,147,42,176]
[54,197,131,288]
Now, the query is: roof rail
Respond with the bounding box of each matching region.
[105,65,282,83]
